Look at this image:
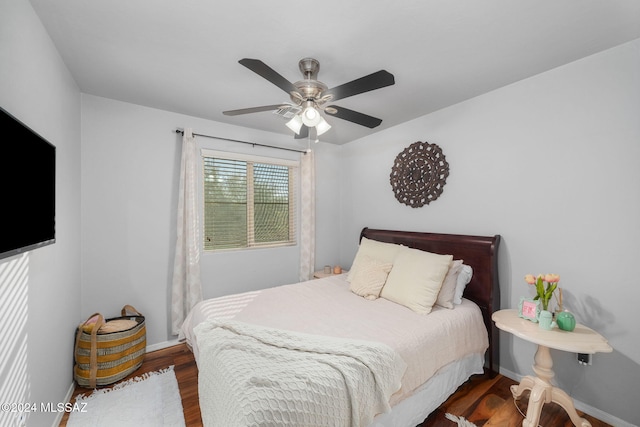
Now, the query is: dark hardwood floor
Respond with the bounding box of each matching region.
[61,343,611,427]
[418,373,611,427]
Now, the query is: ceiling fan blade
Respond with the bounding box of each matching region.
[239,58,298,95]
[294,125,309,139]
[223,104,286,116]
[326,70,395,101]
[325,105,383,128]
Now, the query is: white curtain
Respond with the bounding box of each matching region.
[299,150,316,281]
[170,128,203,335]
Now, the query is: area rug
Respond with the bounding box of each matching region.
[67,366,185,427]
[445,412,479,427]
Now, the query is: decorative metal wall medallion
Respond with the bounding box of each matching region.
[389,141,449,208]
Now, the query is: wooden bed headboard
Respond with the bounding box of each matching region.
[360,227,501,375]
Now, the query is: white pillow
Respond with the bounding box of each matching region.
[347,237,402,282]
[349,255,393,300]
[380,246,453,314]
[435,260,463,309]
[453,264,473,304]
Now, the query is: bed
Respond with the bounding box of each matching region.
[180,227,501,427]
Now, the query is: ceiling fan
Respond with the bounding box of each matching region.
[223,58,395,139]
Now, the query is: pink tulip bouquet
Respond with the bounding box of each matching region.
[524,274,559,311]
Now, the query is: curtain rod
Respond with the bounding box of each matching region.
[174,129,308,154]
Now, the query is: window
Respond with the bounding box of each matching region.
[202,151,297,251]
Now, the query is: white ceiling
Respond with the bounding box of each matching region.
[29,0,640,145]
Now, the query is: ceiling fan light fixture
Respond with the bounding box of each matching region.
[285,115,303,134]
[315,117,331,136]
[301,106,321,127]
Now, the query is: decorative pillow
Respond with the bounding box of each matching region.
[347,237,402,282]
[349,255,393,300]
[435,260,464,309]
[380,247,453,314]
[453,264,473,304]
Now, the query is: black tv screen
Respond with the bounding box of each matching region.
[0,107,56,260]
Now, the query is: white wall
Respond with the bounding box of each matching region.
[80,95,342,345]
[0,1,81,426]
[338,39,640,425]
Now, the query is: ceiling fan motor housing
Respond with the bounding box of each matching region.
[298,57,320,79]
[290,58,331,107]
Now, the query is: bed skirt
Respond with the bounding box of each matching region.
[368,353,484,427]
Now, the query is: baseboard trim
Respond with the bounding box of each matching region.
[146,338,181,353]
[51,382,75,427]
[498,367,634,427]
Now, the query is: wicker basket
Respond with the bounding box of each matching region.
[74,305,146,388]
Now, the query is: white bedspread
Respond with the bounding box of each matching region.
[182,274,488,406]
[195,320,406,427]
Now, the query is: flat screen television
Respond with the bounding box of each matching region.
[0,106,56,260]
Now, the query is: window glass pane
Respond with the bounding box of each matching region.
[203,158,247,250]
[253,163,289,243]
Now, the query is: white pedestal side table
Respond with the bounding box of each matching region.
[492,309,612,427]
